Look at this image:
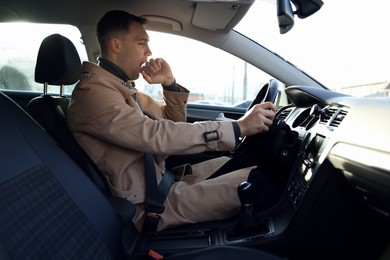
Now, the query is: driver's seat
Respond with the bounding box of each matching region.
[26,33,113,195]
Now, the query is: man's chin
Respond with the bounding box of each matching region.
[131,73,141,81]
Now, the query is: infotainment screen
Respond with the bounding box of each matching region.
[299,134,326,182]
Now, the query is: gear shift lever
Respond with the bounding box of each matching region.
[234,181,261,236]
[238,181,253,207]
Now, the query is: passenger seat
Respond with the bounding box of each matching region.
[0,91,132,259]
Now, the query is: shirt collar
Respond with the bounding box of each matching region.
[98,57,132,84]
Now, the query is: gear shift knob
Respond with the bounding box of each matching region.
[237,181,253,206]
[231,181,261,238]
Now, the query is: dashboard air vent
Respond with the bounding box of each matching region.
[277,107,293,121]
[319,107,337,124]
[320,107,348,128]
[329,109,348,127]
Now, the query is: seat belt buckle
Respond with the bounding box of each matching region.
[146,212,160,219]
[149,249,164,260]
[144,210,162,232]
[144,199,165,215]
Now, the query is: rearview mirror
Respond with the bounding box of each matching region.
[277,0,294,34]
[290,0,324,18]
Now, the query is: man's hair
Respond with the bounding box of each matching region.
[97,10,148,53]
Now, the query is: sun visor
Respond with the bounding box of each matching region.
[142,15,183,32]
[192,2,241,30]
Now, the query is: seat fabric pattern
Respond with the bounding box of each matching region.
[0,164,110,259]
[0,92,125,259]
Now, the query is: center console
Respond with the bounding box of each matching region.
[287,132,327,208]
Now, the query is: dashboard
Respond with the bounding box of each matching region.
[282,85,390,216]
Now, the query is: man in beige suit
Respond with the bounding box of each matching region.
[67,10,276,232]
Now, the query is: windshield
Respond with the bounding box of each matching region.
[235,0,390,97]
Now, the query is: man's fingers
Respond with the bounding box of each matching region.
[263,116,274,127]
[146,58,164,70]
[253,101,276,112]
[142,58,167,77]
[251,104,276,120]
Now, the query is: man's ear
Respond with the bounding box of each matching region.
[108,38,121,54]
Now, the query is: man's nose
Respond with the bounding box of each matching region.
[145,46,152,56]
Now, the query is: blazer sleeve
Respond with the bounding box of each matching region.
[68,81,236,155]
[161,84,189,122]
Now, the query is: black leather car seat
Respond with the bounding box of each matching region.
[26,34,111,194]
[25,33,136,225]
[0,91,132,259]
[0,90,286,260]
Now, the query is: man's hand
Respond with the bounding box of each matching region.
[141,58,175,86]
[236,102,276,137]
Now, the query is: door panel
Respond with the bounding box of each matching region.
[186,104,246,123]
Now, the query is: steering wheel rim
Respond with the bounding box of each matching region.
[247,79,281,111]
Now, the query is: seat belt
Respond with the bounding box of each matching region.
[94,64,175,231]
[123,83,174,232]
[143,152,175,232]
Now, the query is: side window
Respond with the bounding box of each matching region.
[134,31,272,109]
[0,23,88,95]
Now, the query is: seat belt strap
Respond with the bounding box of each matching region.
[143,152,174,232]
[128,91,174,232]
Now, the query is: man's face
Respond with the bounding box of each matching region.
[117,22,152,80]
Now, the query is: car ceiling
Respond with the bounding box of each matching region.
[0,0,252,34]
[0,0,254,57]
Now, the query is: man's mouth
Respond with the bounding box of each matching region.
[139,61,147,71]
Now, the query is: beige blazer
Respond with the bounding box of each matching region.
[67,62,255,231]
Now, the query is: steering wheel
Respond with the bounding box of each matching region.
[233,79,281,149]
[232,78,290,157]
[246,79,281,110]
[232,79,299,190]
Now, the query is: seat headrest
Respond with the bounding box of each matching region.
[35,33,81,85]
